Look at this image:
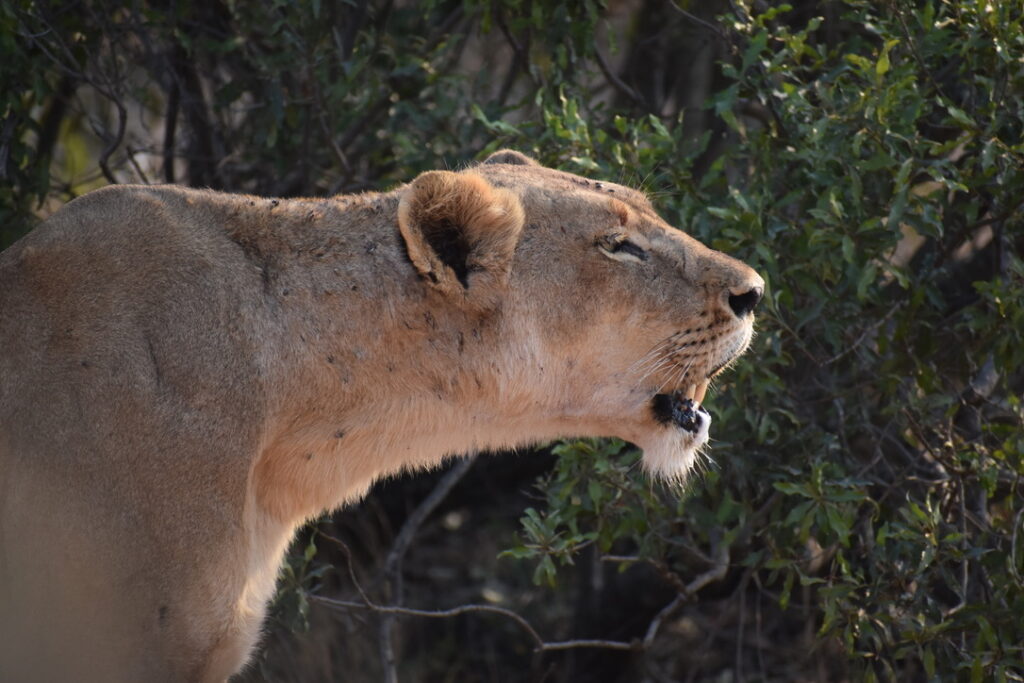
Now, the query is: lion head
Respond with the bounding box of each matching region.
[396,150,764,483]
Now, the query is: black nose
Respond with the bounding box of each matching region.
[728,286,763,318]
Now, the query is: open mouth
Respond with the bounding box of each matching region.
[651,381,711,435]
[634,328,753,482]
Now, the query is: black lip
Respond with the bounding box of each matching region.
[651,393,710,434]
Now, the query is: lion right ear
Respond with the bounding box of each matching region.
[398,170,524,309]
[482,149,539,166]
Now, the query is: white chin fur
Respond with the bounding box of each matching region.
[638,413,711,485]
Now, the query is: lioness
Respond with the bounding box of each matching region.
[0,151,762,681]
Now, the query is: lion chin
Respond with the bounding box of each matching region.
[636,393,713,485]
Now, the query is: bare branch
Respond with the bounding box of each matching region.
[643,594,684,649]
[379,455,478,682]
[318,532,382,612]
[825,304,900,366]
[594,41,645,108]
[312,596,639,653]
[98,99,127,184]
[319,506,640,660]
[0,115,16,182]
[684,538,730,596]
[669,2,727,42]
[163,61,180,184]
[124,145,151,185]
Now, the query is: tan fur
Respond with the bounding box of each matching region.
[0,151,762,681]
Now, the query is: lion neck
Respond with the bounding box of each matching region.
[245,230,555,523]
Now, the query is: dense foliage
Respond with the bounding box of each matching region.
[3,1,1023,680]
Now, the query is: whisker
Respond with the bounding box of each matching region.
[629,335,679,373]
[656,362,683,395]
[636,346,681,380]
[655,357,692,394]
[632,351,670,377]
[671,361,690,392]
[637,355,676,389]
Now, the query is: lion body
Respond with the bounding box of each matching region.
[0,153,761,681]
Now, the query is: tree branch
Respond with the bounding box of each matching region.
[379,455,478,683]
[98,98,127,184]
[594,42,645,108]
[312,596,640,653]
[163,57,180,184]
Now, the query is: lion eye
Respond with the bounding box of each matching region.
[598,234,649,263]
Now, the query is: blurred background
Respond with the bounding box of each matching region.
[3,0,1023,680]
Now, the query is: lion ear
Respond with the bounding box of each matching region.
[398,170,524,307]
[482,149,539,166]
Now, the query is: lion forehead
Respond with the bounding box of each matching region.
[471,158,655,215]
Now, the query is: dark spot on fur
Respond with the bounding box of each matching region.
[270,199,279,208]
[364,241,378,255]
[305,452,313,461]
[146,336,161,387]
[334,430,345,439]
[595,182,603,189]
[424,311,437,329]
[260,268,272,294]
[80,360,90,368]
[351,284,359,291]
[326,355,335,364]
[158,606,169,626]
[281,288,290,296]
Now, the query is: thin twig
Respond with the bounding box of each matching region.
[379,455,478,682]
[669,2,728,41]
[594,43,645,107]
[124,145,151,184]
[97,99,126,184]
[1010,505,1024,588]
[894,9,951,104]
[643,594,684,649]
[162,56,179,184]
[320,510,639,661]
[312,596,639,653]
[682,536,730,596]
[318,532,376,608]
[825,304,900,365]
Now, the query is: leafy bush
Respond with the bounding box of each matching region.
[3,0,1022,680]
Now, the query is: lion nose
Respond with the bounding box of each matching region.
[728,284,764,318]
